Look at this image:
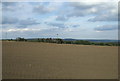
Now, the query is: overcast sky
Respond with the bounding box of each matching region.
[1,1,118,39]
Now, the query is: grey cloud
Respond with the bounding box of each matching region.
[2,2,16,6]
[66,2,117,22]
[19,18,40,26]
[69,2,96,10]
[119,12,120,21]
[2,2,17,11]
[18,18,40,28]
[88,14,117,22]
[67,10,87,17]
[66,2,98,17]
[72,25,80,28]
[2,17,40,28]
[2,17,18,24]
[118,3,120,21]
[56,16,68,21]
[94,25,118,31]
[33,5,51,14]
[46,22,65,28]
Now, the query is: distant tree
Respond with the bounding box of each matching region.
[37,38,40,42]
[56,38,64,44]
[41,38,45,42]
[16,37,26,41]
[74,40,91,45]
[64,41,72,44]
[99,43,105,46]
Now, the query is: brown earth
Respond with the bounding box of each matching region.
[2,41,118,79]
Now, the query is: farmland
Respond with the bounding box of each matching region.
[2,41,118,79]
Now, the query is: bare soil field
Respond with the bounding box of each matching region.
[2,41,118,79]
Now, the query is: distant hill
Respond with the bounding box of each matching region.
[86,40,119,43]
[63,39,119,43]
[63,39,76,41]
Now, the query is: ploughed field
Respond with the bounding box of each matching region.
[2,41,118,79]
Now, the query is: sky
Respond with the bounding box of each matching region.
[1,0,119,39]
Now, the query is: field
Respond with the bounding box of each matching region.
[2,41,118,79]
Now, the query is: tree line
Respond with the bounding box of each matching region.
[7,37,120,46]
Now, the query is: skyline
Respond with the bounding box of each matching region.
[1,1,118,39]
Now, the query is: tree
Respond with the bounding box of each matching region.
[56,38,64,44]
[16,37,26,41]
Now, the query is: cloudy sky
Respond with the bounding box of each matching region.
[1,1,118,39]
